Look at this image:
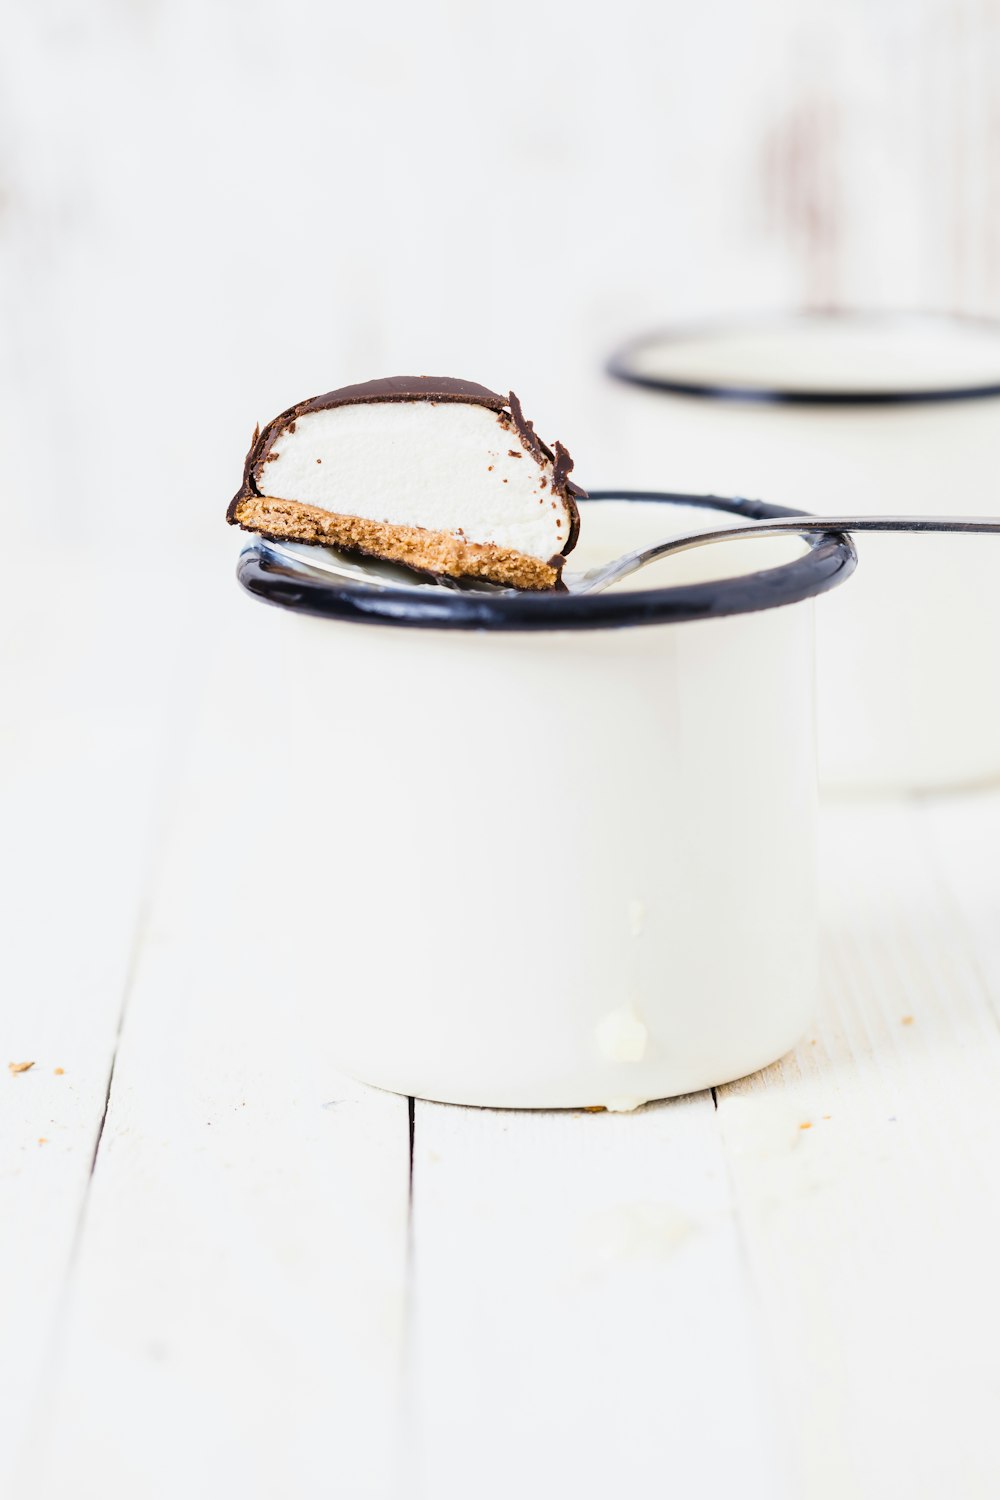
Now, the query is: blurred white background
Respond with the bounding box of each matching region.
[3,0,1000,557]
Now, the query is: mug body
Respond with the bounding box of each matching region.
[235,494,854,1109]
[608,314,1000,792]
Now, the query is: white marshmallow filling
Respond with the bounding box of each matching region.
[254,400,573,561]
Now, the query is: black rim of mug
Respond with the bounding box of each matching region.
[607,310,1000,407]
[235,490,858,633]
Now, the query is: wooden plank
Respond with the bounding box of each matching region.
[407,1093,790,1500]
[16,592,412,1500]
[0,551,198,1460]
[716,799,1000,1500]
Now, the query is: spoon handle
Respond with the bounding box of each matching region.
[576,515,1000,594]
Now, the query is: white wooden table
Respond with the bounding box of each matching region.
[4,548,1000,1500]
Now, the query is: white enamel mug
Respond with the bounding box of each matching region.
[235,493,855,1110]
[608,313,1000,793]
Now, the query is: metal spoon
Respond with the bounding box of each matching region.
[259,514,1000,597]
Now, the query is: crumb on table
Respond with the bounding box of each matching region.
[8,1061,35,1075]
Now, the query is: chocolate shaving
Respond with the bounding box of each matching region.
[552,441,575,497]
[507,390,546,465]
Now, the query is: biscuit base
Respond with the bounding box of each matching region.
[230,495,561,591]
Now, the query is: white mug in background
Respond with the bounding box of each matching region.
[234,493,855,1110]
[608,313,1000,793]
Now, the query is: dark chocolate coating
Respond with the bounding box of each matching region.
[227,377,584,559]
[299,375,508,412]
